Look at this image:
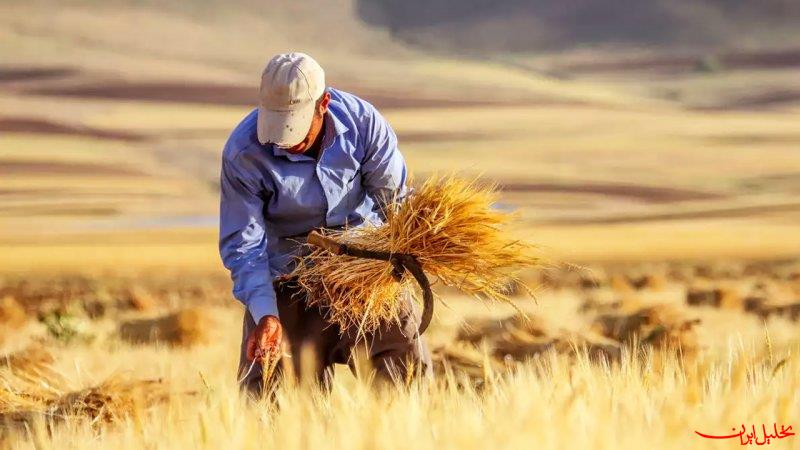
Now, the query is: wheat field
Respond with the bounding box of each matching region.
[5,343,798,450]
[1,260,799,449]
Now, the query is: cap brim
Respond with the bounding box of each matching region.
[257,104,314,147]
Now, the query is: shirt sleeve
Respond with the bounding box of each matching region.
[218,153,278,323]
[360,105,408,220]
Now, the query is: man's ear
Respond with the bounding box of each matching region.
[318,92,331,114]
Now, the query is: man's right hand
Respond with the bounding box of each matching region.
[246,315,283,362]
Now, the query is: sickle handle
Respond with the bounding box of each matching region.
[307,231,345,255]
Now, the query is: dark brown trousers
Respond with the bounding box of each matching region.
[237,280,432,395]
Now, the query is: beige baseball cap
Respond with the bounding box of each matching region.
[257,52,325,147]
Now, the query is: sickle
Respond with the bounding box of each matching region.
[307,231,434,335]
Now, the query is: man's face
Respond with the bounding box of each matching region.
[280,92,331,154]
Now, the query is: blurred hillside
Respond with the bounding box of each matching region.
[0,0,405,81]
[1,0,799,266]
[359,0,800,53]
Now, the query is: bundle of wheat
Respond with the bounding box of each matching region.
[290,175,541,333]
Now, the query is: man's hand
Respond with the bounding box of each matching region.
[246,315,283,362]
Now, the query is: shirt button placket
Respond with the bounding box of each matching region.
[315,162,332,227]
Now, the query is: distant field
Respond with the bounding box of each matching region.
[3,1,799,263]
[2,70,799,260]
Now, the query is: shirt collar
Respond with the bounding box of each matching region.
[328,107,349,138]
[268,108,349,162]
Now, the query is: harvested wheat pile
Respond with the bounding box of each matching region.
[1,344,54,371]
[686,285,743,309]
[456,314,621,362]
[0,296,27,345]
[125,286,156,311]
[291,176,541,333]
[630,273,668,291]
[430,344,506,385]
[456,314,553,344]
[492,330,621,363]
[119,307,213,346]
[757,302,800,321]
[0,296,26,327]
[0,364,171,425]
[593,305,701,354]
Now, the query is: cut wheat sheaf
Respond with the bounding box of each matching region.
[290,175,542,334]
[0,348,172,425]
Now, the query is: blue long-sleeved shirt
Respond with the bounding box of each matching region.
[219,88,407,323]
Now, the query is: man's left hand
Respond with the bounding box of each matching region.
[246,315,283,362]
